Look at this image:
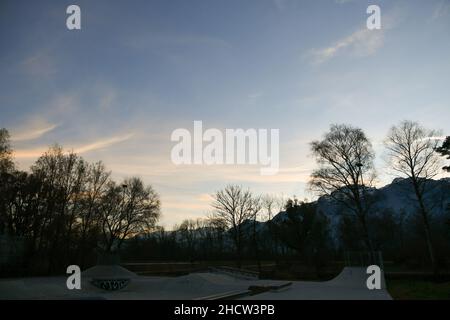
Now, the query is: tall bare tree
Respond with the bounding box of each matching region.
[250,195,263,272]
[77,161,111,267]
[175,218,198,261]
[262,194,277,221]
[384,120,442,274]
[0,128,14,174]
[0,128,15,234]
[211,184,256,267]
[99,177,160,253]
[309,124,376,253]
[205,216,227,257]
[31,145,89,271]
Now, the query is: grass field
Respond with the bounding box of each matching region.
[387,280,450,299]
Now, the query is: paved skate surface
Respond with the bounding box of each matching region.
[0,267,391,300]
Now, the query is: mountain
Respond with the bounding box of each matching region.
[137,178,449,250]
[270,177,450,245]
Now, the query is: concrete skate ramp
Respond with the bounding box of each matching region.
[325,267,386,289]
[82,265,138,279]
[0,267,391,300]
[151,273,285,299]
[243,267,391,300]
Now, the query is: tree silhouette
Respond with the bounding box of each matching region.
[211,184,258,268]
[99,177,160,253]
[0,133,162,274]
[0,128,14,173]
[309,124,376,254]
[384,120,442,275]
[436,136,450,172]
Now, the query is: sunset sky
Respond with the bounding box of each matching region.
[1,0,449,228]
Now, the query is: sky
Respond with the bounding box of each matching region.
[1,0,449,228]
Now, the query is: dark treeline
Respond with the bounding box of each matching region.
[121,199,333,270]
[121,191,336,273]
[1,121,449,277]
[0,128,160,276]
[123,121,450,275]
[121,183,450,274]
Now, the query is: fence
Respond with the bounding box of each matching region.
[344,251,384,269]
[0,233,24,269]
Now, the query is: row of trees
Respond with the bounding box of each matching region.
[0,128,160,275]
[123,194,332,273]
[309,120,448,274]
[122,193,289,264]
[1,120,448,276]
[136,120,448,273]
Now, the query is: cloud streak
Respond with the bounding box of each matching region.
[74,133,134,153]
[11,123,59,142]
[432,1,450,20]
[308,5,405,65]
[309,27,384,64]
[14,133,135,159]
[21,49,57,78]
[125,32,231,50]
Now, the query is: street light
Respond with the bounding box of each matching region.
[355,162,364,187]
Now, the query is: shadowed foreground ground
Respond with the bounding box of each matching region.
[387,280,450,300]
[0,267,391,300]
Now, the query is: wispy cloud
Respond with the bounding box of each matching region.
[163,199,210,211]
[12,147,49,159]
[21,49,57,77]
[246,92,263,104]
[99,87,117,111]
[308,27,384,64]
[306,5,405,65]
[126,32,231,50]
[11,123,59,142]
[273,0,287,11]
[334,0,354,4]
[432,1,450,20]
[227,166,311,183]
[74,133,134,153]
[14,133,134,159]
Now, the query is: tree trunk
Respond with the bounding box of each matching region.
[360,215,374,258]
[252,219,261,273]
[413,181,438,276]
[355,199,374,260]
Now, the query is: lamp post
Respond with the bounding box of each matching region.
[356,162,363,187]
[355,162,375,263]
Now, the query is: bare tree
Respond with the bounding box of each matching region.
[153,225,166,243]
[0,128,15,234]
[77,161,111,267]
[205,216,227,257]
[211,184,256,267]
[31,145,89,271]
[309,124,376,253]
[99,177,160,253]
[262,194,277,221]
[276,194,288,213]
[0,128,14,174]
[384,120,442,274]
[250,196,263,272]
[176,219,198,261]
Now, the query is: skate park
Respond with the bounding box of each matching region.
[0,263,391,300]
